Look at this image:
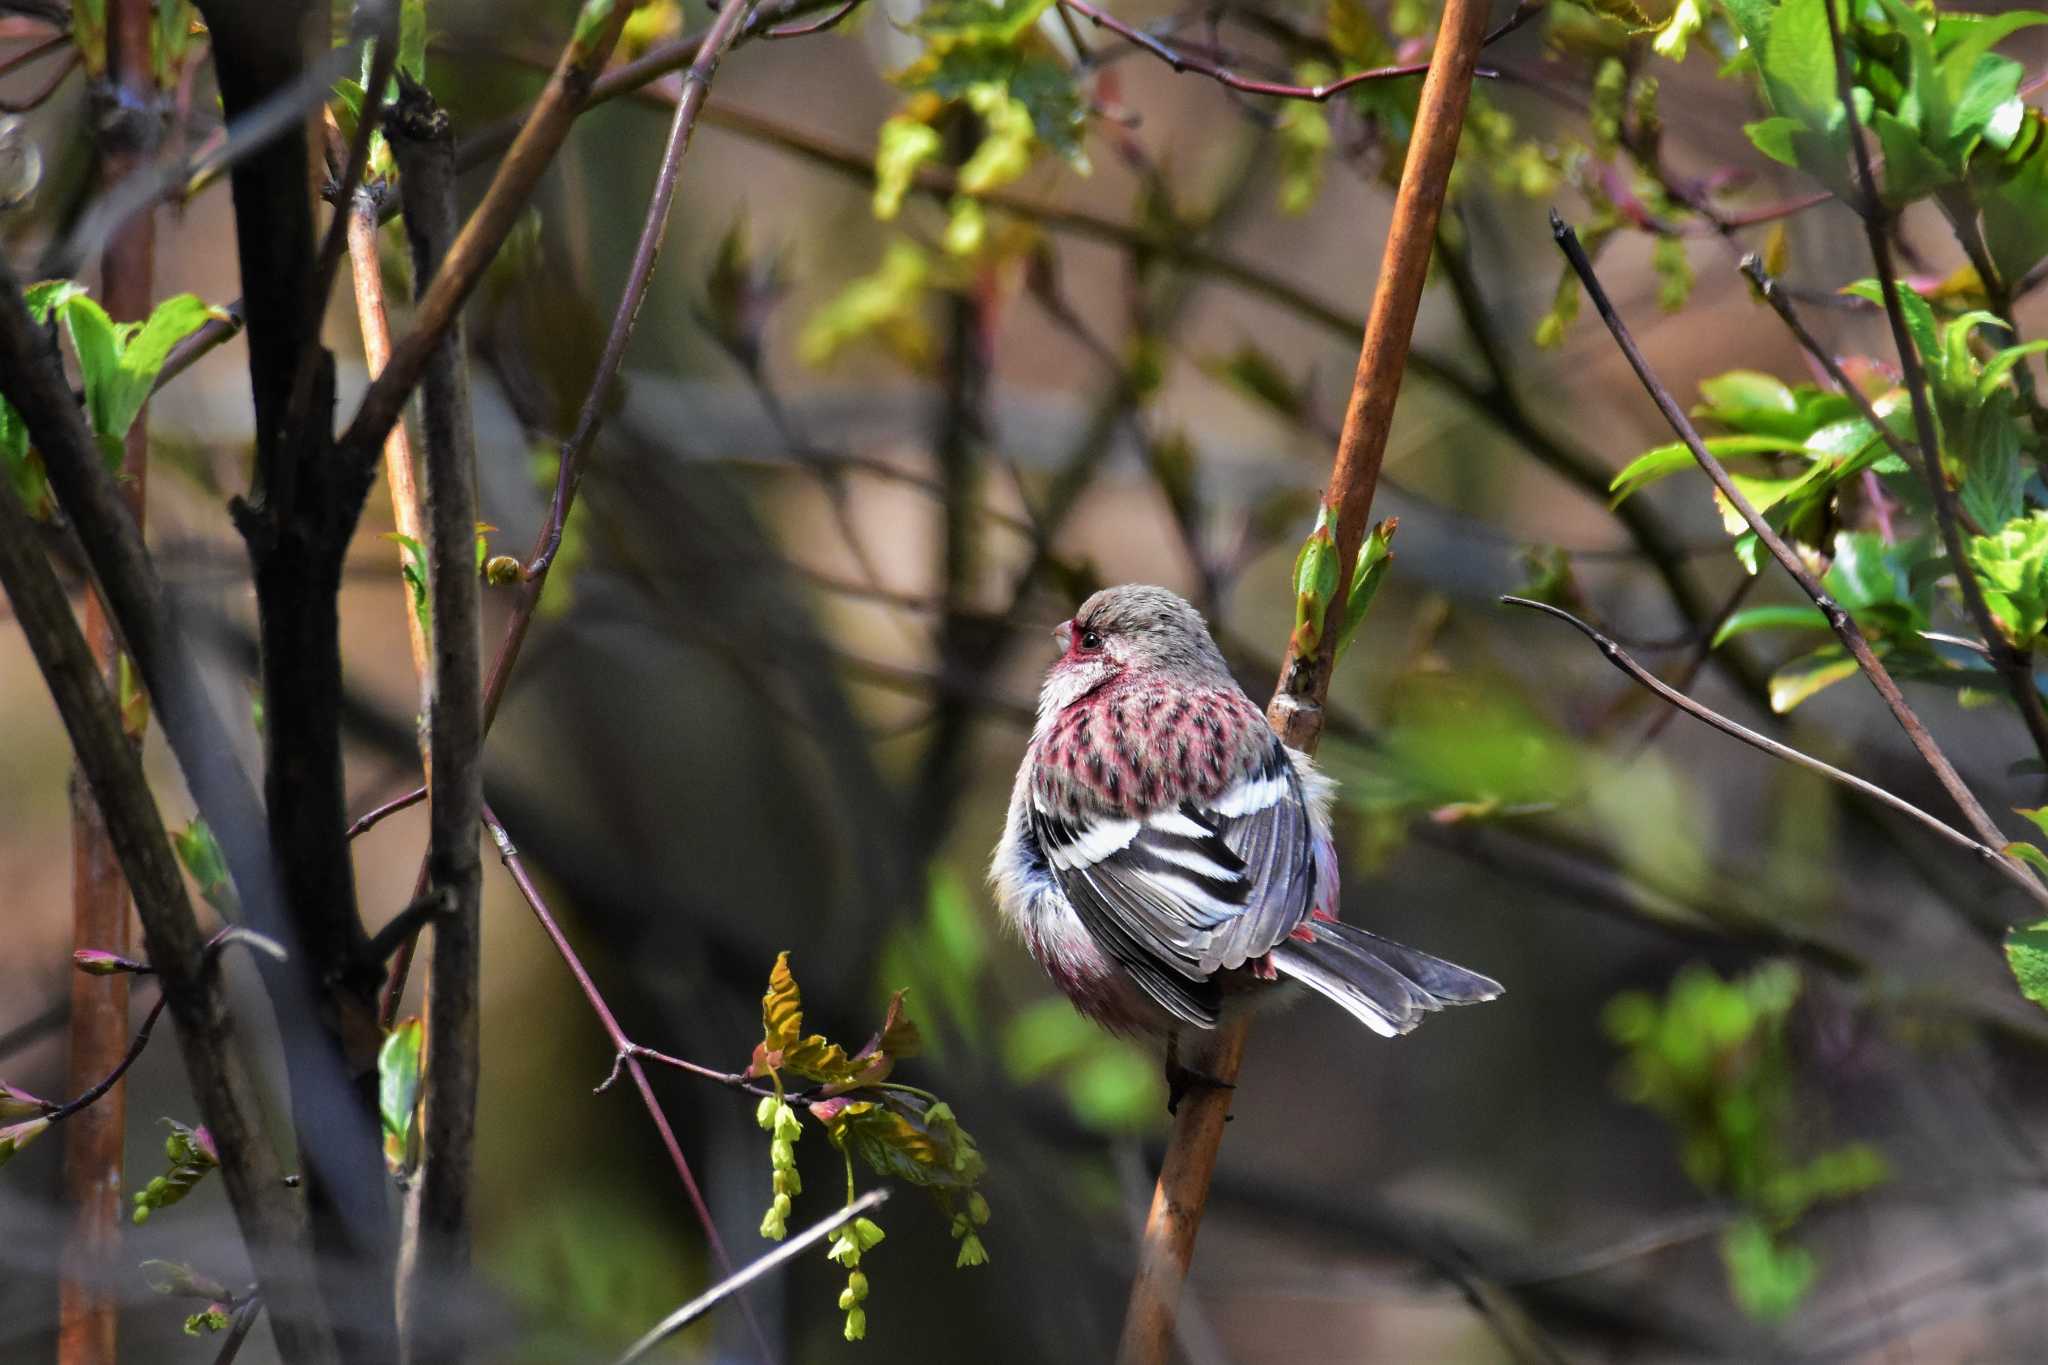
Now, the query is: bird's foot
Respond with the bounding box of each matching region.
[1163,1058,1236,1117]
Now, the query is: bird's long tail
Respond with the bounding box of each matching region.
[1270,918,1501,1038]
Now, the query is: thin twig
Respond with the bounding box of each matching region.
[1739,254,1922,475]
[614,1188,890,1365]
[0,45,74,111]
[1058,0,1522,100]
[482,805,772,1365]
[1116,2,1495,1361]
[1503,596,2048,905]
[346,783,428,840]
[1821,0,2048,774]
[45,993,167,1123]
[1550,211,2021,863]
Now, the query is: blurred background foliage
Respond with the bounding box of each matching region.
[6,0,2048,1359]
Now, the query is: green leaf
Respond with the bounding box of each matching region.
[1768,647,1861,712]
[1743,116,1805,168]
[1979,118,2048,284]
[1608,434,1808,505]
[1712,604,1829,646]
[1967,510,2048,646]
[102,294,219,443]
[1872,108,1954,200]
[1757,0,1835,126]
[2004,918,2048,1012]
[799,240,933,371]
[912,0,1056,45]
[172,818,236,916]
[378,1017,424,1172]
[398,0,428,82]
[873,116,943,221]
[1695,370,1799,437]
[1960,407,2026,531]
[2008,843,2048,878]
[24,278,87,322]
[1843,279,1938,371]
[1721,1218,1816,1322]
[1290,502,1340,657]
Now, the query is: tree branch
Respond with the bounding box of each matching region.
[1116,1,1495,1360]
[1550,211,2025,867]
[1502,596,2048,906]
[387,82,485,1363]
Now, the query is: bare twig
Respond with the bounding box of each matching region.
[1550,212,2023,864]
[347,783,429,840]
[1058,0,1531,100]
[614,1188,891,1365]
[1503,596,2048,905]
[1116,2,1495,1361]
[1739,254,1922,475]
[45,993,167,1124]
[482,805,771,1364]
[1821,0,2048,774]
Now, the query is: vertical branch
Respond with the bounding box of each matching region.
[346,196,433,686]
[1115,2,1496,1361]
[59,2,156,1358]
[389,88,484,1362]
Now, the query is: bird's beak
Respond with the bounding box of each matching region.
[1052,619,1074,654]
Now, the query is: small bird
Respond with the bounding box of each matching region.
[990,585,1500,1105]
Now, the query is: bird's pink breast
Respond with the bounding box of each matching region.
[1031,680,1268,816]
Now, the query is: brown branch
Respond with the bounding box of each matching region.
[0,404,333,1364]
[60,3,155,1357]
[1551,212,2024,865]
[387,83,485,1361]
[347,782,428,840]
[1503,597,2048,905]
[335,0,643,470]
[1057,0,1528,100]
[45,993,166,1125]
[345,194,432,684]
[1116,0,1495,1360]
[1821,0,2048,776]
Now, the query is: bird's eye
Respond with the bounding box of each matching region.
[1079,628,1103,651]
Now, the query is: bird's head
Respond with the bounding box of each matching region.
[1038,585,1233,726]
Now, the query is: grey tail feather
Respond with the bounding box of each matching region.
[1270,920,1501,1040]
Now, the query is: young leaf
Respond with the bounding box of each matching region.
[2005,918,2048,1012]
[1712,604,1828,646]
[1768,647,1861,712]
[378,1017,425,1173]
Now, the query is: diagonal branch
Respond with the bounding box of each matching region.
[335,0,645,470]
[1502,596,2048,905]
[1550,211,2024,866]
[1117,1,1496,1360]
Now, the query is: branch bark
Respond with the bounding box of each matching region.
[59,1,156,1356]
[388,86,484,1363]
[1115,0,1495,1359]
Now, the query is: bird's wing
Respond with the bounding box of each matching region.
[1031,738,1317,1025]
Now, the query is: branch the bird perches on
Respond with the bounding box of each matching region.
[1112,0,1497,1360]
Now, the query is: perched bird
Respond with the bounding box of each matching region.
[990,585,1500,1103]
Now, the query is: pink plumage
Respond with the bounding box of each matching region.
[990,584,1500,1060]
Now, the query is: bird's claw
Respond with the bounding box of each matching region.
[1164,1058,1236,1117]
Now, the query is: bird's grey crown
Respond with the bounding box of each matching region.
[1073,585,1234,687]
